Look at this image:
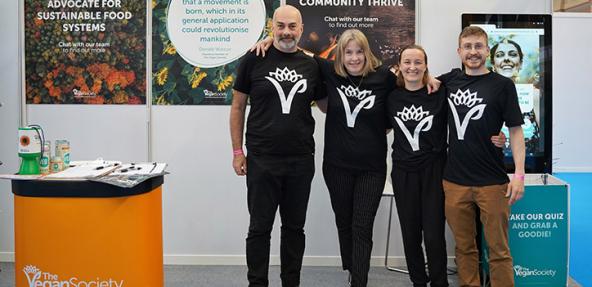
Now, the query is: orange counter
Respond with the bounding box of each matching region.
[11,176,164,287]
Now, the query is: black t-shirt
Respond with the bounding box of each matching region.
[316,56,396,173]
[387,86,448,171]
[233,46,323,156]
[439,69,523,186]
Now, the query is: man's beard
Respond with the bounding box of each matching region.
[464,55,486,69]
[277,37,297,50]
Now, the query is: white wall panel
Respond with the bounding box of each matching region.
[552,14,592,171]
[26,105,148,163]
[0,0,20,256]
[151,106,252,255]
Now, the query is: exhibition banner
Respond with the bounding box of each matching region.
[152,0,276,105]
[287,0,415,67]
[24,0,147,104]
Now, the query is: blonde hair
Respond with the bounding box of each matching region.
[333,29,381,77]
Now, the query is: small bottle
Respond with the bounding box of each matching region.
[40,141,51,175]
[55,140,70,169]
[50,156,64,173]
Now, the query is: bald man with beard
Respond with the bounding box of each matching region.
[230,5,324,287]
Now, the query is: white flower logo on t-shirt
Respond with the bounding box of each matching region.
[394,105,434,151]
[336,85,375,128]
[448,89,487,140]
[265,67,308,114]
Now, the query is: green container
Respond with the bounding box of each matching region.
[18,153,40,175]
[18,127,42,175]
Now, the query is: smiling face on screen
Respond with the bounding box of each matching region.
[492,40,523,79]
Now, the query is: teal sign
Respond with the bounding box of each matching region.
[482,176,569,286]
[509,183,569,286]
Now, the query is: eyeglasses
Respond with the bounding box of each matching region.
[461,43,487,51]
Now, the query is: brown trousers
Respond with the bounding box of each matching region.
[443,180,514,287]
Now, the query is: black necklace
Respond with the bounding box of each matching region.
[347,74,364,89]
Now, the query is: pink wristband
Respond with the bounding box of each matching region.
[233,149,244,156]
[513,174,525,181]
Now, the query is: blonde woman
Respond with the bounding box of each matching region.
[313,30,394,287]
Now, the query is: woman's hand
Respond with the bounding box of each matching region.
[491,132,507,148]
[426,75,441,94]
[250,36,273,57]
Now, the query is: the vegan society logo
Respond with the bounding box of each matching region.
[336,85,376,128]
[394,105,433,151]
[265,67,308,114]
[513,265,557,278]
[448,89,486,140]
[24,265,124,287]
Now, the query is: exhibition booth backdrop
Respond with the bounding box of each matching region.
[1,0,591,285]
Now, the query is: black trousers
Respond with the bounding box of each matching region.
[391,156,449,287]
[322,162,386,287]
[246,154,315,287]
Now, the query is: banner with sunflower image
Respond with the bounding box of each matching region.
[152,0,278,105]
[24,0,147,104]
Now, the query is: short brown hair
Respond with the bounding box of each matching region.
[334,29,381,77]
[458,26,488,47]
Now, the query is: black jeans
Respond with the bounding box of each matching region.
[391,155,449,287]
[246,154,315,287]
[322,162,386,287]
